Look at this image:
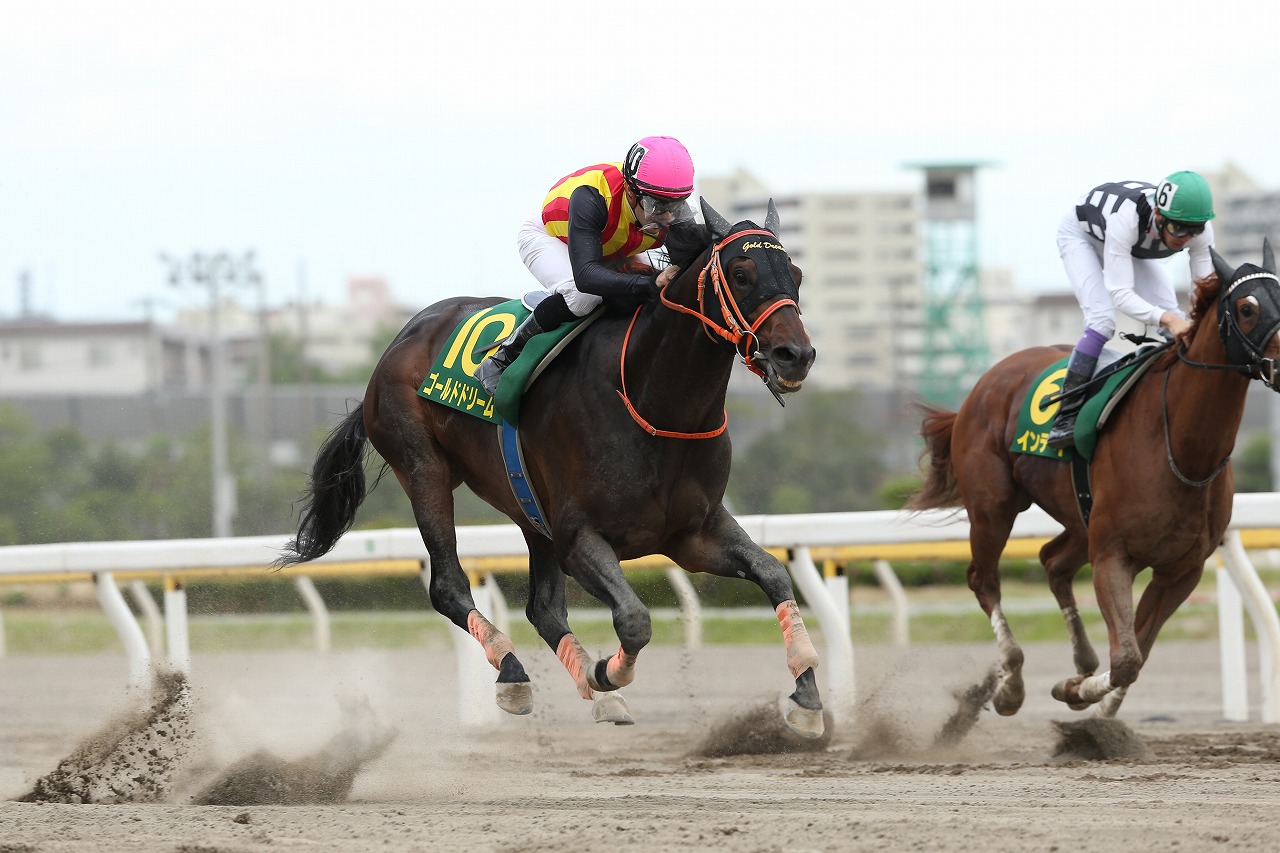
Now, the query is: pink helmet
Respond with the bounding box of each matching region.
[623,136,694,198]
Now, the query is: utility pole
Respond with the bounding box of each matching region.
[158,250,261,538]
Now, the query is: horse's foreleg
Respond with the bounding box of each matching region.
[1084,559,1204,718]
[672,512,823,738]
[557,531,650,698]
[1052,554,1138,711]
[524,538,616,702]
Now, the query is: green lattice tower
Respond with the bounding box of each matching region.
[914,164,990,407]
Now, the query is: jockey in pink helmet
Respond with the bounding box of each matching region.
[476,136,696,396]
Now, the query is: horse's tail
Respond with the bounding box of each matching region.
[904,403,962,511]
[276,404,370,568]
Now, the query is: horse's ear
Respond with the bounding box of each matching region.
[1265,238,1276,275]
[764,198,781,236]
[700,197,733,241]
[1211,248,1236,284]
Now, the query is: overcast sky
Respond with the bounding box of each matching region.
[3,0,1276,322]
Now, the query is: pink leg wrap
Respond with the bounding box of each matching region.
[555,634,595,699]
[604,646,638,688]
[467,610,516,670]
[776,600,819,679]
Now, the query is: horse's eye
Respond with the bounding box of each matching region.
[733,269,749,285]
[1241,295,1260,318]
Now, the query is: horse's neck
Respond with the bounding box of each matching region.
[625,288,735,428]
[1167,317,1251,456]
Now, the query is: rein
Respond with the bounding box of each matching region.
[1160,367,1231,488]
[617,227,796,440]
[659,229,797,379]
[1160,307,1259,488]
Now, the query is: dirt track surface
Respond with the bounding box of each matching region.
[2,638,1279,852]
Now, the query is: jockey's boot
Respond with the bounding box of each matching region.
[475,314,545,397]
[1046,349,1098,450]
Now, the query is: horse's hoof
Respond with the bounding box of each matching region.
[781,696,825,739]
[496,681,533,716]
[993,684,1024,716]
[1051,676,1091,708]
[592,691,634,725]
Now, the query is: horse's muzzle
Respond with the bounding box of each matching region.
[755,341,816,395]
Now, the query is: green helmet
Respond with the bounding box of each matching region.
[1155,171,1215,222]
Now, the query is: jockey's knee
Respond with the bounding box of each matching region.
[562,288,603,317]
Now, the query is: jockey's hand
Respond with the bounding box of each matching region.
[1160,311,1190,339]
[654,265,680,294]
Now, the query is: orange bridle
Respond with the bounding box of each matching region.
[617,227,799,439]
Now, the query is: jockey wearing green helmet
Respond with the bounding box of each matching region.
[1154,170,1216,234]
[1046,170,1216,450]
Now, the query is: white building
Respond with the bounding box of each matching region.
[173,275,418,381]
[0,319,210,397]
[700,169,1016,393]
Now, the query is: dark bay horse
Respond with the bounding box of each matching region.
[909,243,1280,718]
[279,199,825,735]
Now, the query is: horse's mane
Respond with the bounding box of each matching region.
[1155,272,1222,369]
[1188,272,1222,327]
[663,220,713,271]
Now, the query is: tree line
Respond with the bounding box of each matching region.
[2,392,1270,548]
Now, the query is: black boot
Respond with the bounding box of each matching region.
[1046,350,1098,450]
[474,314,545,396]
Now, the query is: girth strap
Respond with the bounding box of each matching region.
[499,422,552,539]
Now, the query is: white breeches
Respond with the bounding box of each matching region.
[1056,212,1181,339]
[515,215,602,317]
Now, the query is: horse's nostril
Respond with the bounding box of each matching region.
[773,346,798,366]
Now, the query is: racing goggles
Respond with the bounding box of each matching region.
[1163,218,1206,238]
[638,193,688,219]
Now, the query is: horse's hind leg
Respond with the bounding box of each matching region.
[1040,531,1097,709]
[392,463,534,715]
[964,497,1025,716]
[670,508,824,738]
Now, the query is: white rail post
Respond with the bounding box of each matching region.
[788,546,855,722]
[872,558,911,647]
[454,574,500,727]
[485,572,510,635]
[128,579,165,656]
[423,561,499,728]
[1216,559,1249,722]
[95,571,151,691]
[823,561,851,638]
[664,566,703,649]
[163,576,191,675]
[294,576,331,653]
[1218,531,1280,723]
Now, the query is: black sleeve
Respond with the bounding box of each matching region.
[565,185,657,299]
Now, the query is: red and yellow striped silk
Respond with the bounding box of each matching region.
[541,163,665,259]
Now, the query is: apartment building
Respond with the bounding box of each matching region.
[700,170,929,393]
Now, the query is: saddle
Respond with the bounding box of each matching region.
[417,294,602,539]
[1011,340,1170,462]
[417,294,601,427]
[1011,339,1170,526]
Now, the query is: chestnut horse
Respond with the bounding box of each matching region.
[278,199,825,735]
[909,242,1280,717]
